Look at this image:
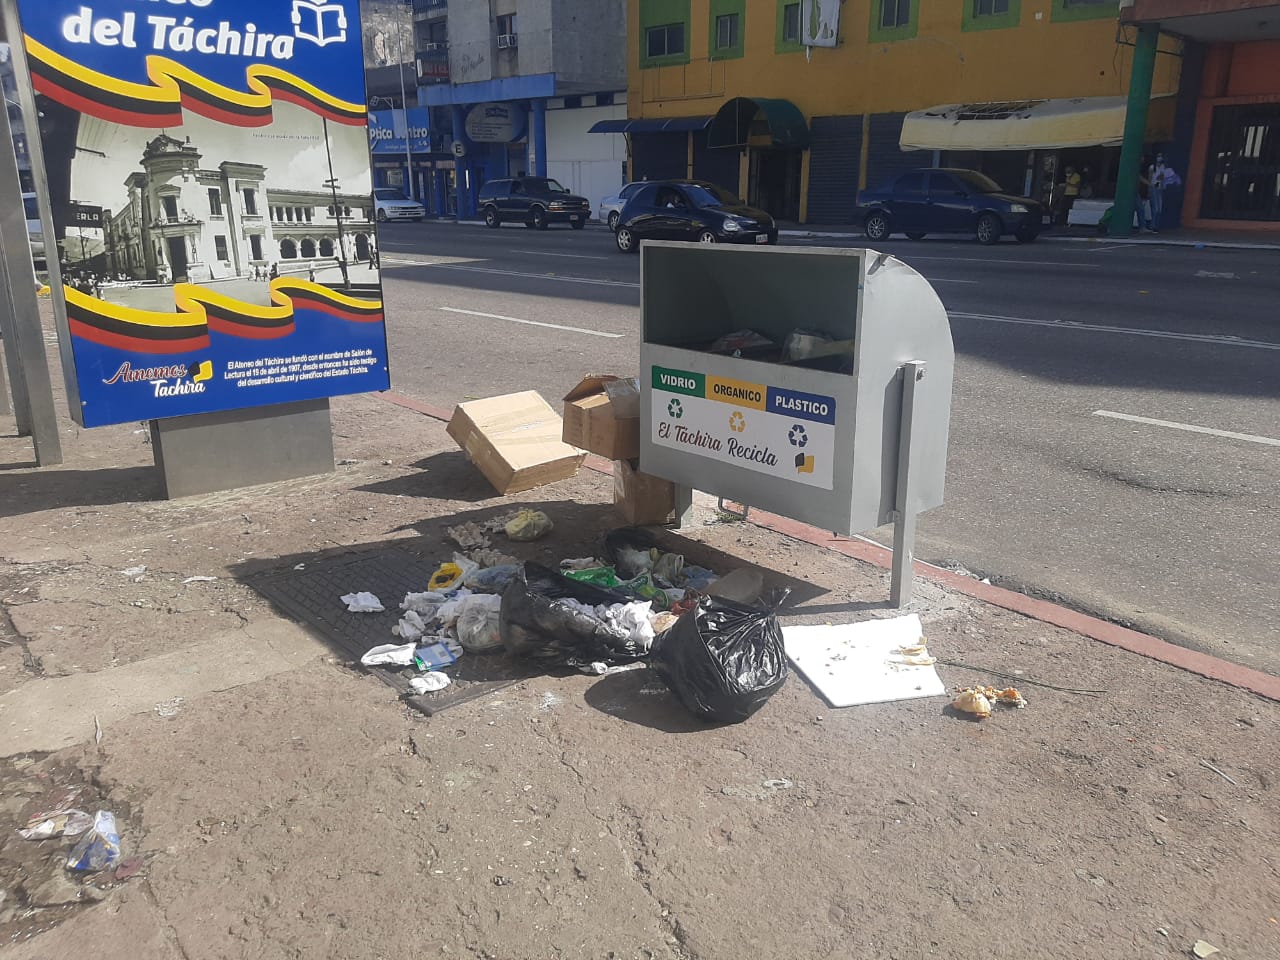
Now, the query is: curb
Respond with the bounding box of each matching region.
[379,390,1279,702]
[778,228,1280,252]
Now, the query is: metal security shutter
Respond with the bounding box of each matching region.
[692,136,739,194]
[865,112,930,193]
[631,133,686,182]
[807,115,862,224]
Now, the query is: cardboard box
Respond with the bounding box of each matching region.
[613,459,676,526]
[447,391,586,495]
[562,375,641,461]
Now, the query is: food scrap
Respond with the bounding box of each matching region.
[950,685,1027,719]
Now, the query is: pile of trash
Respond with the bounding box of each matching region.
[344,526,789,724]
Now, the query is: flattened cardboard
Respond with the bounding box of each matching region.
[562,375,640,461]
[447,391,585,495]
[613,459,675,526]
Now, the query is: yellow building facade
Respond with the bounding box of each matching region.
[623,0,1183,223]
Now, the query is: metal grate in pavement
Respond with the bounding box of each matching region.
[243,548,543,715]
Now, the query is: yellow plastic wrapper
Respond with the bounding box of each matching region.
[505,510,554,542]
[428,562,463,591]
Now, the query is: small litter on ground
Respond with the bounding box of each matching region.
[341,591,385,613]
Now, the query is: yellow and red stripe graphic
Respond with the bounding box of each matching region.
[64,280,382,355]
[25,37,366,128]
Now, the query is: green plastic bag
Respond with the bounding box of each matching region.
[563,566,621,588]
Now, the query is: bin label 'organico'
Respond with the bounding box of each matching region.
[650,365,836,489]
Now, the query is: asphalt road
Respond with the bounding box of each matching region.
[374,220,1280,674]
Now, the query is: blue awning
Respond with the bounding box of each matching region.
[587,116,713,134]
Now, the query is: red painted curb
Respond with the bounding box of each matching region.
[378,390,1279,702]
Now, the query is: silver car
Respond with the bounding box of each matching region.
[373,188,425,222]
[598,182,643,232]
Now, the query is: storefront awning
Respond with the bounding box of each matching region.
[587,116,712,134]
[898,96,1176,152]
[707,97,810,149]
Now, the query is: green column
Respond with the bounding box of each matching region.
[1110,24,1160,237]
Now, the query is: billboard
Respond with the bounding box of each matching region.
[7,0,391,428]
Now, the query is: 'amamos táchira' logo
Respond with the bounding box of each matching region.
[103,359,213,397]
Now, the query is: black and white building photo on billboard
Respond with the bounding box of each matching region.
[56,103,378,310]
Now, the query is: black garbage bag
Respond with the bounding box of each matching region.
[649,595,788,724]
[500,563,648,667]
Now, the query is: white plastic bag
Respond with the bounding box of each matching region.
[455,594,504,653]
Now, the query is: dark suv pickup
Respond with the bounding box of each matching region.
[478,177,591,230]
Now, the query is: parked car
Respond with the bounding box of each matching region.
[613,181,778,253]
[856,168,1044,245]
[479,177,591,230]
[372,188,425,223]
[598,182,644,231]
[23,192,43,261]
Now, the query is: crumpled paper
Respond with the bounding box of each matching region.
[360,642,417,666]
[409,673,452,694]
[19,809,93,841]
[341,592,385,613]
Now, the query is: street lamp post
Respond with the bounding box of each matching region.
[321,117,351,289]
[397,6,415,201]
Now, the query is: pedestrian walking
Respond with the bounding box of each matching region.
[1148,153,1180,232]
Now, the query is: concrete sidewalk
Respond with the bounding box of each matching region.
[1,381,1277,958]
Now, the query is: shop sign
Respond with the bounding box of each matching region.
[649,364,836,490]
[464,102,526,143]
[8,0,391,427]
[368,107,431,154]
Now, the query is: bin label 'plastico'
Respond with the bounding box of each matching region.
[650,365,836,489]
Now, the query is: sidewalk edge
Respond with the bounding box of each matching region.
[379,390,1279,702]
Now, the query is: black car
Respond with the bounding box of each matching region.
[614,180,778,253]
[478,177,591,230]
[856,168,1044,245]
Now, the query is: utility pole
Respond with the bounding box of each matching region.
[397,12,415,201]
[322,117,351,289]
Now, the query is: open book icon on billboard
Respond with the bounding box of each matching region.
[291,0,348,47]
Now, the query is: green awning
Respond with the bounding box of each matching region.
[707,97,810,149]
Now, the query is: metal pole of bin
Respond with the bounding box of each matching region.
[890,361,926,607]
[0,85,61,464]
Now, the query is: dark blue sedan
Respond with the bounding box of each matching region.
[856,168,1045,245]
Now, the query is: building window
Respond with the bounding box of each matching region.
[646,23,684,58]
[776,1,802,52]
[964,0,1018,30]
[782,3,799,40]
[869,0,917,41]
[214,235,229,260]
[301,238,317,258]
[880,0,910,28]
[319,237,335,257]
[161,196,178,220]
[305,208,313,222]
[207,188,222,217]
[640,0,691,67]
[242,188,257,215]
[286,207,294,222]
[280,238,297,259]
[249,234,263,261]
[715,13,738,50]
[496,12,516,44]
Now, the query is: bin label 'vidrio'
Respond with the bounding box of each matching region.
[649,365,836,489]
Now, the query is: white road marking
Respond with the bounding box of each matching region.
[907,254,1081,268]
[949,311,1280,351]
[382,257,639,289]
[921,276,980,284]
[438,306,623,338]
[1092,410,1280,448]
[1195,270,1237,279]
[508,249,610,261]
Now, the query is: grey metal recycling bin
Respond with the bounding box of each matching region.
[638,243,954,605]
